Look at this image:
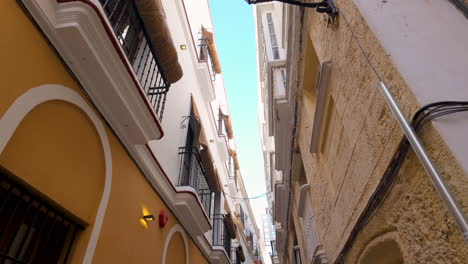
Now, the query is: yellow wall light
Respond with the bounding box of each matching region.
[143,214,155,222]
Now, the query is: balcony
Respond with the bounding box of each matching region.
[211,214,234,263]
[21,0,184,143]
[230,244,240,264]
[99,0,170,120]
[178,147,213,216]
[200,27,221,82]
[213,214,232,255]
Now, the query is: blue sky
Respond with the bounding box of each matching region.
[209,0,268,225]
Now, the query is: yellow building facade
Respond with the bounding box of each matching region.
[0,0,210,263]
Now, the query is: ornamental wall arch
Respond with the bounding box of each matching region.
[357,231,405,264]
[0,84,112,264]
[162,224,189,264]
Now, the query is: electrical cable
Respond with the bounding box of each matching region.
[317,1,468,261]
[336,101,468,263]
[223,191,268,200]
[332,3,383,82]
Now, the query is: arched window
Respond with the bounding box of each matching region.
[359,233,404,264]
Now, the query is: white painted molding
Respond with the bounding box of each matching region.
[162,224,189,264]
[297,184,310,218]
[173,186,212,235]
[211,246,231,264]
[0,84,112,264]
[20,0,163,144]
[310,59,332,154]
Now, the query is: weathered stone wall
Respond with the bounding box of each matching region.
[292,0,468,262]
[344,125,468,263]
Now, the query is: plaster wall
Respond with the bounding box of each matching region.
[294,0,468,262]
[350,0,468,173]
[0,1,209,263]
[149,0,233,191]
[344,131,468,263]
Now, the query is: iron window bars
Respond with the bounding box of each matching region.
[239,205,245,227]
[99,0,171,120]
[212,214,232,259]
[178,147,213,217]
[217,108,228,137]
[231,244,240,264]
[199,32,217,82]
[0,167,86,264]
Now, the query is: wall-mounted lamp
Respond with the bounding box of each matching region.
[243,0,338,17]
[143,214,155,222]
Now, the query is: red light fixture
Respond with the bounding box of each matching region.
[159,209,169,228]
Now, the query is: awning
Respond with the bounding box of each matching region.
[135,0,183,83]
[223,115,234,139]
[199,146,222,193]
[201,27,222,74]
[191,97,222,192]
[236,245,246,262]
[232,153,240,170]
[225,213,238,239]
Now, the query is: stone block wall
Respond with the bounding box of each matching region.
[291,0,468,262]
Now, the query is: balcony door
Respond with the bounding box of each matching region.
[180,108,201,187]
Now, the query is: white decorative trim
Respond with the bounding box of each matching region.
[297,184,310,217]
[0,84,112,264]
[162,224,189,264]
[20,0,163,144]
[310,59,332,154]
[173,186,212,235]
[210,246,231,263]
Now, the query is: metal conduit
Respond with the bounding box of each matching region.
[377,81,468,241]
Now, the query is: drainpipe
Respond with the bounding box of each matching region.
[378,81,468,241]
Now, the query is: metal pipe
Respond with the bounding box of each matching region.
[378,81,468,241]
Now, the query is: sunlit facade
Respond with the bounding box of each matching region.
[256,1,468,264]
[0,0,262,263]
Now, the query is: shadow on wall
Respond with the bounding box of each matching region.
[358,232,404,264]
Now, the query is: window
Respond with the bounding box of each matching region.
[100,0,144,64]
[281,69,286,89]
[0,167,85,264]
[293,246,302,264]
[200,27,209,61]
[236,205,245,227]
[266,13,280,60]
[218,108,228,136]
[178,105,213,216]
[180,107,201,187]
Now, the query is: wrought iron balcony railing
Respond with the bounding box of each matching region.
[99,0,170,120]
[178,147,213,216]
[230,240,243,264]
[213,214,232,258]
[217,109,228,137]
[199,39,217,82]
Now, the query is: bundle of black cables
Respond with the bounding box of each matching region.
[336,101,468,263]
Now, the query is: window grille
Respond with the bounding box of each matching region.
[0,167,86,264]
[98,0,171,120]
[212,214,232,259]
